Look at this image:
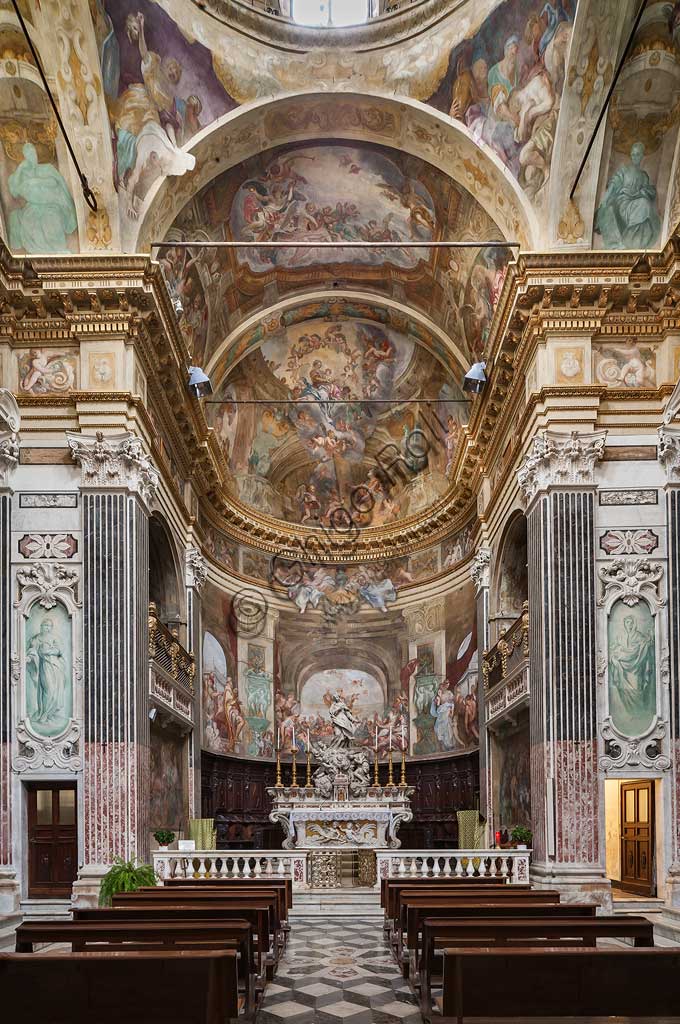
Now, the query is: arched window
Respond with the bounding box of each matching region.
[292,0,369,26]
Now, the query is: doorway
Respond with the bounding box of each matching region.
[620,780,654,896]
[26,783,77,898]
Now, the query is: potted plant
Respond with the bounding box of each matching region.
[510,825,533,850]
[153,829,176,851]
[98,857,158,907]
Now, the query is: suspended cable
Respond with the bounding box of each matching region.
[152,239,518,250]
[10,0,98,211]
[569,0,648,201]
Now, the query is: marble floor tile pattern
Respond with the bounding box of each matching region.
[260,917,421,1024]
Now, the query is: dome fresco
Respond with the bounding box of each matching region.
[207,317,467,528]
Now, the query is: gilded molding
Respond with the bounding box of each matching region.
[67,430,159,505]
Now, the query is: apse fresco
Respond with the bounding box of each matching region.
[278,668,409,754]
[427,0,574,201]
[207,318,466,527]
[201,571,478,761]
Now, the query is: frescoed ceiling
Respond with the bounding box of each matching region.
[159,140,508,371]
[207,315,467,529]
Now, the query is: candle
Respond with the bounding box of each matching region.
[292,724,295,750]
[389,725,392,750]
[375,725,378,752]
[307,728,310,751]
[277,727,282,750]
[401,719,405,747]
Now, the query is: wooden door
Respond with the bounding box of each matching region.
[27,784,77,898]
[620,781,654,896]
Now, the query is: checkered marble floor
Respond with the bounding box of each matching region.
[260,917,422,1024]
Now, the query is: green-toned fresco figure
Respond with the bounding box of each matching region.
[26,614,70,735]
[8,143,77,254]
[608,602,656,737]
[595,143,661,250]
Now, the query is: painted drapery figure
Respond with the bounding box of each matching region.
[26,615,69,733]
[608,602,656,737]
[8,143,77,254]
[595,143,661,250]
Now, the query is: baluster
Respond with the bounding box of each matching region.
[500,856,509,879]
[243,858,252,878]
[254,859,262,878]
[454,855,464,878]
[397,857,406,877]
[197,857,207,879]
[443,856,452,877]
[409,856,419,878]
[277,857,286,877]
[464,856,474,877]
[432,857,441,878]
[217,857,227,878]
[227,857,236,878]
[265,858,273,877]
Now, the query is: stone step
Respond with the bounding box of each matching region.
[0,914,22,951]
[291,888,382,917]
[19,898,71,922]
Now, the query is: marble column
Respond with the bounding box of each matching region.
[518,429,610,907]
[471,548,491,826]
[0,394,20,932]
[67,431,158,905]
[185,546,207,819]
[659,425,680,907]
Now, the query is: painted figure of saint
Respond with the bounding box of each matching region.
[8,144,77,254]
[26,617,68,728]
[595,143,661,250]
[608,610,656,735]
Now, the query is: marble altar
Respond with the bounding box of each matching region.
[268,692,413,850]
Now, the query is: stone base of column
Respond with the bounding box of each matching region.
[530,861,612,913]
[662,865,680,909]
[71,863,110,909]
[0,867,22,950]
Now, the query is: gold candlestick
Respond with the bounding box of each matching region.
[291,748,298,788]
[387,747,395,787]
[373,750,380,787]
[399,746,407,788]
[275,746,283,788]
[306,747,312,787]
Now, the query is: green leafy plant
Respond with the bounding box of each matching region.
[98,857,158,907]
[511,825,533,847]
[153,829,175,847]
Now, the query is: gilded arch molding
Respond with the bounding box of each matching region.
[132,91,539,254]
[205,290,472,386]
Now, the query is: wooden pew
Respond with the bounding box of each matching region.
[111,894,277,977]
[70,911,257,1010]
[394,888,561,960]
[385,880,524,930]
[148,883,289,943]
[164,876,293,921]
[381,874,508,910]
[440,947,680,1023]
[419,914,655,1016]
[0,949,239,1024]
[400,896,581,977]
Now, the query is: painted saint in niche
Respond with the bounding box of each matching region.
[608,601,656,737]
[25,610,70,735]
[595,143,661,250]
[8,143,77,254]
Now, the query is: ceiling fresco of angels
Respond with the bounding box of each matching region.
[160,139,508,372]
[207,317,466,528]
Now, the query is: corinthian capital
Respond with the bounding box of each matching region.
[67,430,159,505]
[658,425,680,481]
[470,547,491,591]
[0,387,20,488]
[517,429,607,506]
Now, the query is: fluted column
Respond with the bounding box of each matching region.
[659,425,680,907]
[67,431,158,903]
[0,391,19,926]
[518,429,609,905]
[471,548,491,825]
